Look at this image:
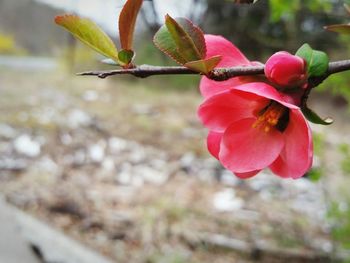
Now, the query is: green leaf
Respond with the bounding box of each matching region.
[184,55,222,74]
[153,15,206,65]
[324,24,350,34]
[119,0,143,51]
[296,43,329,77]
[165,15,205,62]
[302,105,333,125]
[153,24,187,65]
[118,49,135,65]
[55,14,119,62]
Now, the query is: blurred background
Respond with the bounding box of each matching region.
[1,0,350,262]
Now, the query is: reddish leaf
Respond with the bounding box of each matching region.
[345,4,350,15]
[55,14,119,62]
[119,0,143,51]
[325,24,350,34]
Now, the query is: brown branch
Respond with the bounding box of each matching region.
[78,59,350,82]
[78,65,199,79]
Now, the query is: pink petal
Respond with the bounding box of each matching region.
[198,89,268,132]
[200,74,269,98]
[233,82,300,110]
[235,170,261,179]
[207,131,223,160]
[200,76,243,98]
[270,110,313,179]
[204,34,250,67]
[219,118,284,173]
[200,35,252,98]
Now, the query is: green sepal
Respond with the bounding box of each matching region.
[296,44,329,77]
[302,105,333,125]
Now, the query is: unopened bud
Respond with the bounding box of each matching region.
[265,51,307,88]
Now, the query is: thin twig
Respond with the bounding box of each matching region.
[78,65,198,79]
[78,59,350,82]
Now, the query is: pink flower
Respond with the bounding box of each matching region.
[265,51,307,88]
[198,82,313,179]
[198,35,313,179]
[200,35,262,98]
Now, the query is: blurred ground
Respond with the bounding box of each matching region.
[0,198,39,263]
[0,58,350,262]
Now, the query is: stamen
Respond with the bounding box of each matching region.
[252,102,289,133]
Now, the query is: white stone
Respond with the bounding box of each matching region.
[0,124,16,139]
[38,156,59,173]
[82,90,99,102]
[89,143,105,163]
[180,152,196,169]
[220,170,240,186]
[67,109,92,129]
[60,133,73,145]
[13,135,41,158]
[213,188,244,212]
[102,157,115,172]
[136,166,168,185]
[108,137,128,153]
[117,171,132,185]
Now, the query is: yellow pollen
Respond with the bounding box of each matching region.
[252,102,285,133]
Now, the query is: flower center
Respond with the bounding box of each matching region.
[252,102,290,133]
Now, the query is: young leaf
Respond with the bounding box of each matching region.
[185,55,222,74]
[302,105,333,125]
[55,14,119,62]
[165,15,206,62]
[324,24,350,34]
[296,43,329,77]
[118,49,135,65]
[119,0,143,51]
[153,15,206,66]
[153,24,188,65]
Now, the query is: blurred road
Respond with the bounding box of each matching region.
[0,199,39,263]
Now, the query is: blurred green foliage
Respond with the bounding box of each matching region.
[307,168,323,181]
[203,0,346,59]
[306,133,325,182]
[0,32,26,55]
[328,201,350,250]
[314,132,326,155]
[339,143,350,175]
[269,0,332,22]
[146,252,189,263]
[319,72,350,108]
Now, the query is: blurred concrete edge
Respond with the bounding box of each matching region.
[0,196,114,263]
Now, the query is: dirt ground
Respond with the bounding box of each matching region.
[0,68,349,262]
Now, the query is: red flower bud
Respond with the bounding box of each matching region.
[265,51,307,88]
